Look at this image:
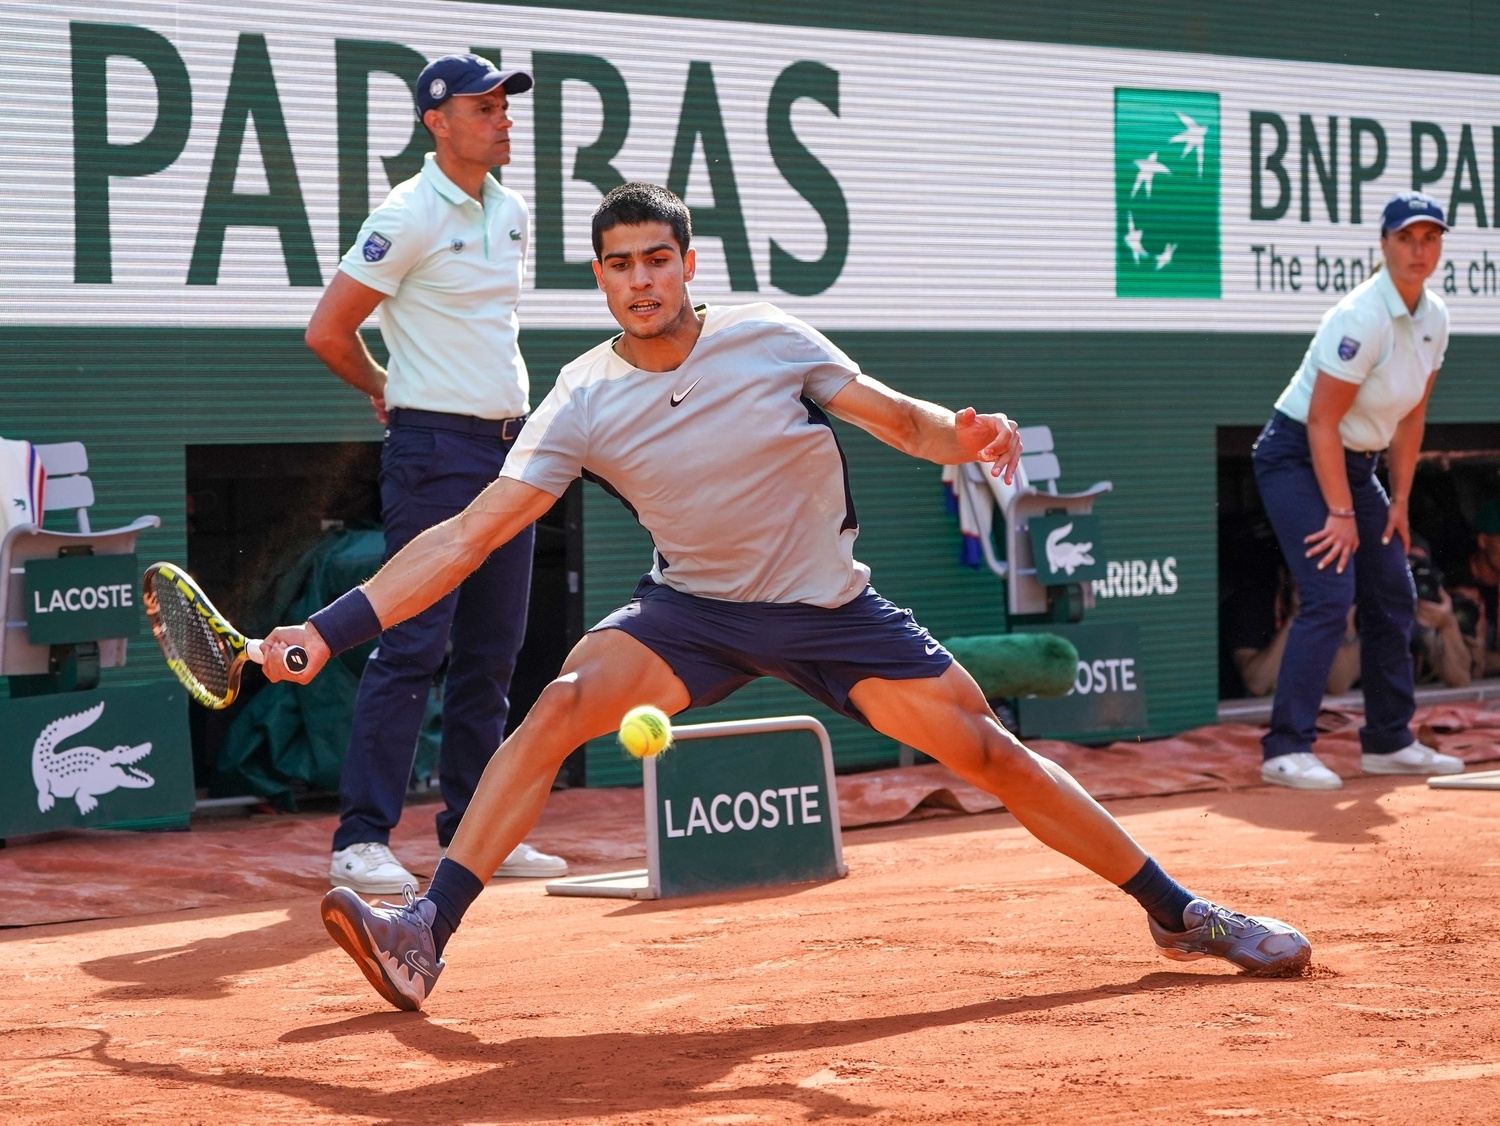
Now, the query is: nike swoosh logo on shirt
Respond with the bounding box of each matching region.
[924,641,941,655]
[670,378,703,407]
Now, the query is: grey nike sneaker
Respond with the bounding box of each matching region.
[321,884,444,1011]
[1148,898,1312,975]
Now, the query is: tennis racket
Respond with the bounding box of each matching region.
[142,562,308,710]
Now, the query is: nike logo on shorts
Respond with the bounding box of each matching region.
[924,641,941,655]
[670,378,703,407]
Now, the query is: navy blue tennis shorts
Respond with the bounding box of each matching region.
[590,578,954,726]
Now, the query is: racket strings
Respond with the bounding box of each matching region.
[148,574,235,702]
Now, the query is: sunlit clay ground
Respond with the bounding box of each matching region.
[4,777,1499,1124]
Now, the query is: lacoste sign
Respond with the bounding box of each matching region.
[24,554,140,646]
[0,685,193,836]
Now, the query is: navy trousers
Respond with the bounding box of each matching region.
[332,420,534,851]
[1251,412,1416,761]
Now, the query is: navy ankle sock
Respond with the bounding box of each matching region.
[1119,857,1195,933]
[423,857,485,957]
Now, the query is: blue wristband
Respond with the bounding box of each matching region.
[308,588,382,655]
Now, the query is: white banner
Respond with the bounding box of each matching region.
[5,0,1500,332]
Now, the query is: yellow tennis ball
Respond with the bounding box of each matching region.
[618,704,673,758]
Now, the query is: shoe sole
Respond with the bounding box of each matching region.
[1154,941,1312,975]
[1362,760,1464,776]
[1261,771,1342,791]
[494,864,569,878]
[329,873,418,895]
[320,889,422,1012]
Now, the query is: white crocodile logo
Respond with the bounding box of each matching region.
[1045,522,1096,576]
[33,701,154,816]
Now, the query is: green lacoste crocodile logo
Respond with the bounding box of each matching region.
[1115,88,1221,298]
[509,229,522,241]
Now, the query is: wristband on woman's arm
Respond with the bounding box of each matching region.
[1328,507,1356,518]
[307,588,383,655]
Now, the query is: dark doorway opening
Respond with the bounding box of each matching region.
[184,442,584,793]
[1217,423,1500,701]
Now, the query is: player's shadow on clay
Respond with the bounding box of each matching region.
[88,971,1242,1122]
[77,902,327,1001]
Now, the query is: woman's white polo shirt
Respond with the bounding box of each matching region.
[1273,266,1448,451]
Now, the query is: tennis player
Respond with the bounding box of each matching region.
[266,183,1312,1011]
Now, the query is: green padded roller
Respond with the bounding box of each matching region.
[943,633,1079,699]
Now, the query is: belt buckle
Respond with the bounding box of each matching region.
[502,417,526,442]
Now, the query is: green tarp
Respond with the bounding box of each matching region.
[213,529,440,807]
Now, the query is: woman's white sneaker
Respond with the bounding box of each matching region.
[330,842,418,894]
[1262,752,1343,790]
[496,842,569,878]
[438,842,570,878]
[1362,742,1464,775]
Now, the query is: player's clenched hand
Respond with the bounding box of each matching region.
[956,408,1022,483]
[262,623,330,684]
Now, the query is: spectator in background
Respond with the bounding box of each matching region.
[1223,566,1360,698]
[1407,536,1473,687]
[1453,497,1500,678]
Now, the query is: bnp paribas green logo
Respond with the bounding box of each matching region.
[1115,88,1220,298]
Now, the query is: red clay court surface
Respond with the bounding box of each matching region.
[5,711,1500,1122]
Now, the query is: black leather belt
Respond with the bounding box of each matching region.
[388,407,528,441]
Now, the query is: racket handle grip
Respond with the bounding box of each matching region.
[246,640,310,673]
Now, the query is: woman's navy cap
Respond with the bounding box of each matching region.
[1381,191,1451,233]
[416,54,533,117]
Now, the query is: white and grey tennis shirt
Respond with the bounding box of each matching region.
[502,303,869,608]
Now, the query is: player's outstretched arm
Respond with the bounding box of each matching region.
[261,478,556,682]
[824,374,1022,481]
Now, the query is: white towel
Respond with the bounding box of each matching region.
[0,438,45,537]
[942,461,1025,569]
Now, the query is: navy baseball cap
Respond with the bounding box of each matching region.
[1381,191,1451,233]
[415,54,533,117]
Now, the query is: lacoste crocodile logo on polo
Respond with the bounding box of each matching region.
[509,229,522,241]
[670,377,703,407]
[363,232,392,262]
[1115,88,1221,298]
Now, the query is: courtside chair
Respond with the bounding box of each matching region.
[0,440,160,677]
[944,425,1112,616]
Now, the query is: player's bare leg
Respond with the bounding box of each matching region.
[443,628,690,881]
[848,662,1146,883]
[321,628,688,1010]
[849,662,1312,974]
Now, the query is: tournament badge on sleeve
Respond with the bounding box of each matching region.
[363,232,392,262]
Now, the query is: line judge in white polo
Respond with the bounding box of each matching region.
[304,53,565,892]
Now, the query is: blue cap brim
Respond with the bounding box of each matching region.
[1385,214,1450,233]
[453,69,533,98]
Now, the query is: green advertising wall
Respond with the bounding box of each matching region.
[7,323,1498,785]
[6,1,1500,788]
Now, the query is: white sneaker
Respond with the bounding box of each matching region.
[330,842,418,895]
[1362,742,1465,776]
[438,842,570,878]
[1262,752,1343,790]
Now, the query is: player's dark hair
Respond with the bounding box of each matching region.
[591,182,692,259]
